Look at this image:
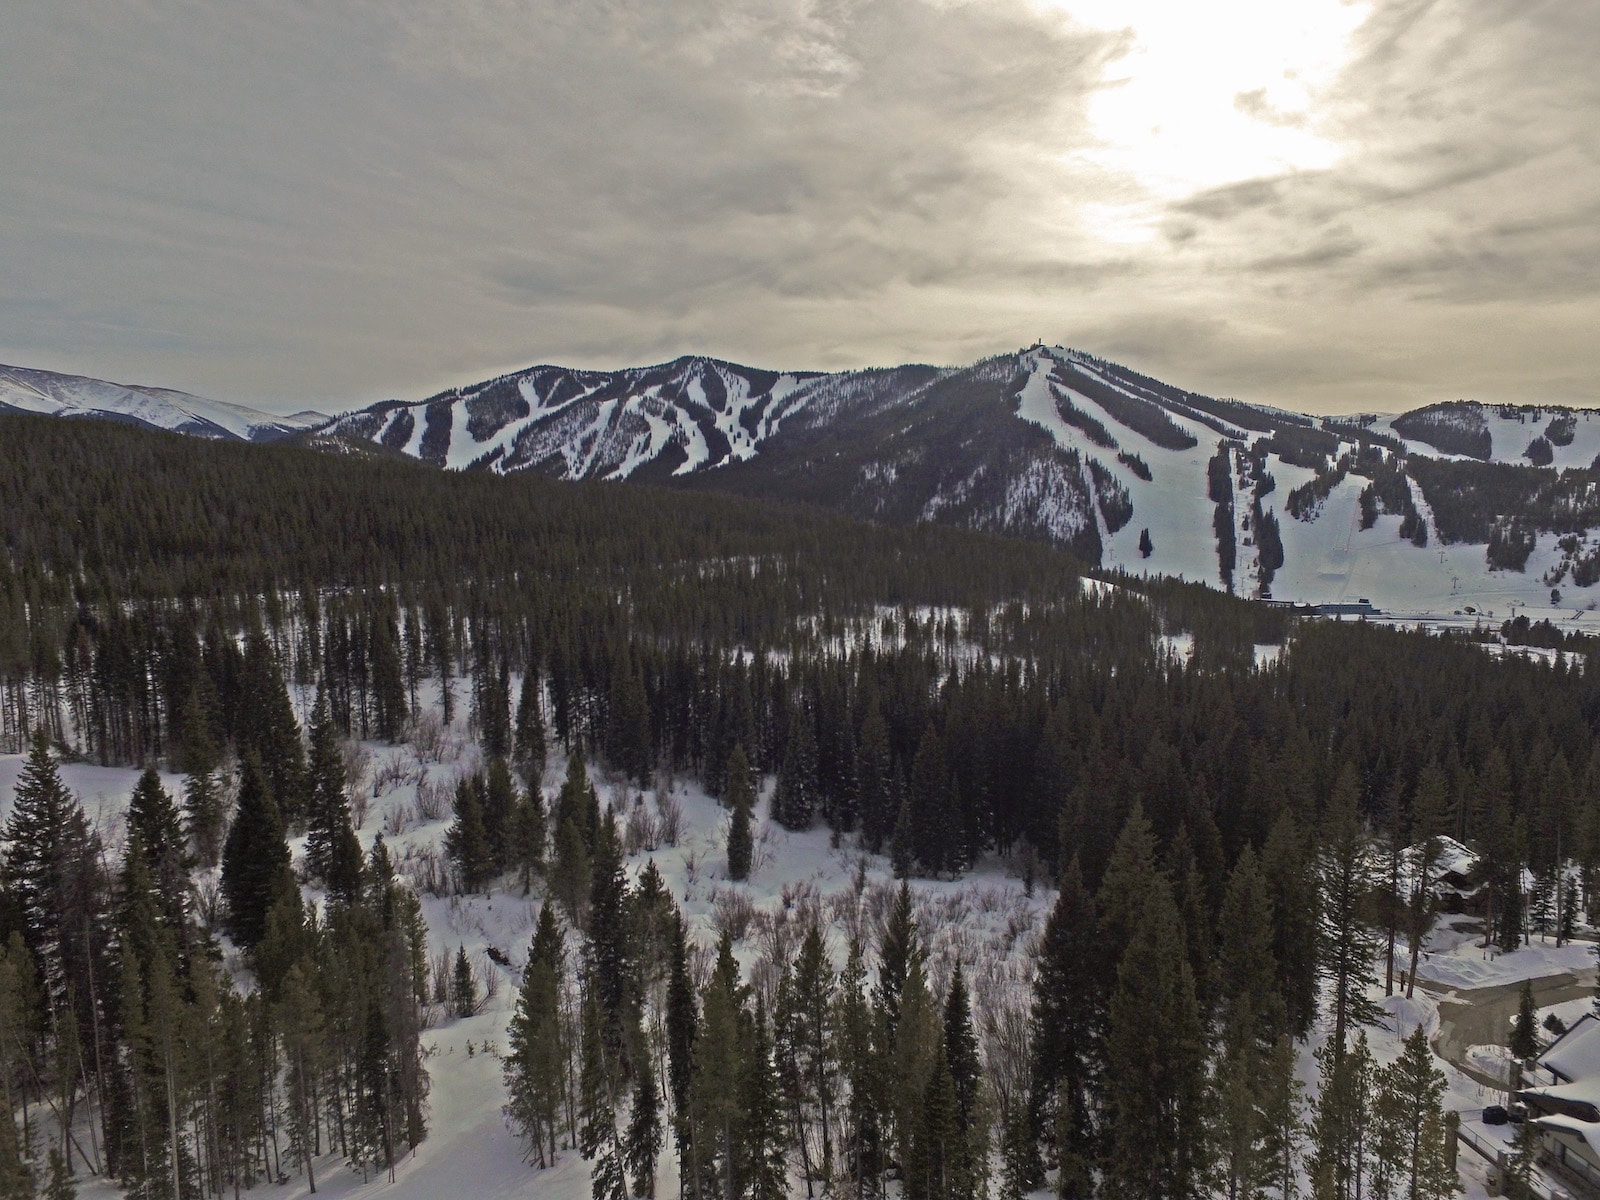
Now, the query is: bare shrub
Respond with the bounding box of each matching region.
[681,847,700,888]
[349,787,370,832]
[384,801,417,838]
[407,710,463,764]
[341,739,372,799]
[416,773,452,822]
[711,887,757,942]
[194,877,223,929]
[400,845,450,897]
[624,803,658,856]
[656,791,684,847]
[372,750,411,797]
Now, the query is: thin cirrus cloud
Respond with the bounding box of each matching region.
[0,0,1594,415]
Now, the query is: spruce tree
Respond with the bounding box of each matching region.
[1030,859,1099,1192]
[1102,876,1208,1200]
[1261,812,1320,1039]
[1511,980,1539,1060]
[235,630,306,825]
[0,1088,32,1200]
[514,669,548,783]
[739,997,787,1200]
[1317,772,1383,1059]
[856,700,893,854]
[451,945,477,1018]
[1308,1031,1375,1200]
[1260,1033,1306,1200]
[508,784,548,896]
[506,906,567,1167]
[725,745,755,883]
[444,774,493,894]
[942,963,984,1200]
[878,880,919,1037]
[625,1055,662,1199]
[774,702,819,830]
[126,765,190,939]
[220,752,296,951]
[305,687,364,904]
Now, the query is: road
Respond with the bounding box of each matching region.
[1420,967,1596,1091]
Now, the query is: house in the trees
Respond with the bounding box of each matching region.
[1517,1011,1600,1196]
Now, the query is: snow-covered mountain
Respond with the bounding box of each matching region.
[0,362,327,442]
[319,347,1600,619]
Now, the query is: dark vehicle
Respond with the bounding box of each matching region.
[1482,1104,1509,1126]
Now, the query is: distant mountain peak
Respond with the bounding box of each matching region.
[0,363,327,443]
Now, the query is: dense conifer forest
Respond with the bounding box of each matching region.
[0,411,1591,1199]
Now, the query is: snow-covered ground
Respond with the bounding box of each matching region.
[1,683,1587,1200]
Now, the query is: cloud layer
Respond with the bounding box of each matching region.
[0,0,1594,413]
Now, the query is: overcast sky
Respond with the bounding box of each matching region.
[1,1,1595,415]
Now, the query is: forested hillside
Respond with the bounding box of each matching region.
[1,412,1594,1199]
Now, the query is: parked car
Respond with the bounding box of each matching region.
[1482,1104,1509,1125]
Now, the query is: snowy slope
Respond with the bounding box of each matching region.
[0,678,1554,1200]
[0,363,327,442]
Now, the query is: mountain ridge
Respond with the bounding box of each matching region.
[15,348,1600,618]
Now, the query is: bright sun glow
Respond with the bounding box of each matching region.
[1031,0,1371,242]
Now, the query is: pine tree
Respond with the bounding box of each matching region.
[625,1053,662,1198]
[236,630,306,825]
[220,752,296,951]
[506,906,566,1167]
[444,774,493,894]
[836,935,887,1199]
[1102,876,1209,1200]
[1216,846,1285,1053]
[942,963,984,1200]
[856,701,893,854]
[739,997,787,1200]
[689,936,745,1200]
[552,818,592,924]
[1375,1026,1455,1200]
[1031,859,1098,1191]
[725,745,755,883]
[515,669,548,783]
[44,1148,73,1200]
[1261,812,1320,1039]
[908,1039,959,1200]
[579,988,614,1160]
[792,921,836,1183]
[1511,980,1539,1060]
[507,784,547,896]
[0,1087,32,1200]
[878,880,919,1037]
[1318,770,1383,1059]
[126,765,191,940]
[908,724,959,877]
[774,702,819,830]
[305,687,364,904]
[890,956,941,1185]
[1309,1031,1375,1200]
[1260,1034,1306,1200]
[451,945,477,1018]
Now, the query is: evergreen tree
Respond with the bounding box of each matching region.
[507,784,547,896]
[1261,812,1320,1040]
[514,669,548,783]
[305,687,364,904]
[774,702,819,831]
[235,630,306,825]
[739,997,787,1200]
[856,701,893,854]
[126,765,191,940]
[579,988,614,1160]
[1216,846,1285,1053]
[1511,980,1539,1060]
[942,963,985,1200]
[1317,771,1383,1058]
[1374,1026,1455,1200]
[43,1149,73,1200]
[0,1086,32,1200]
[725,746,755,883]
[1030,857,1098,1192]
[506,906,566,1167]
[451,945,477,1018]
[445,774,493,894]
[220,752,296,951]
[878,880,919,1037]
[1309,1031,1375,1200]
[625,1053,662,1199]
[1257,1033,1306,1200]
[587,814,633,1056]
[908,724,961,877]
[836,935,887,1199]
[1102,876,1209,1200]
[908,1039,959,1200]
